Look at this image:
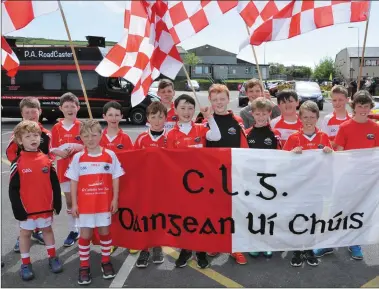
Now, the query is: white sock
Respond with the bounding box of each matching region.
[67,210,78,233]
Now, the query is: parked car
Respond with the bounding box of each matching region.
[149,81,159,93]
[238,81,248,107]
[295,81,324,110]
[369,96,379,123]
[184,80,200,91]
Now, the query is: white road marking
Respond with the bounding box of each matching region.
[2,171,10,174]
[109,251,140,288]
[1,131,13,135]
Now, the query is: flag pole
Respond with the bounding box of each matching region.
[245,25,264,86]
[357,14,370,91]
[182,64,201,107]
[58,1,93,119]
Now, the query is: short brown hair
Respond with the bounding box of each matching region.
[146,102,168,117]
[14,120,41,146]
[80,119,102,135]
[158,79,174,91]
[299,100,319,118]
[331,85,348,98]
[19,97,41,111]
[245,78,263,92]
[251,97,273,112]
[208,84,230,98]
[60,92,79,107]
[351,90,374,110]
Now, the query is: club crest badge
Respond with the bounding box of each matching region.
[42,166,49,173]
[228,127,237,135]
[104,165,110,171]
[367,134,375,140]
[194,137,201,143]
[117,144,124,149]
[75,135,81,141]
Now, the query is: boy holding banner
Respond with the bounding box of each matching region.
[283,101,333,267]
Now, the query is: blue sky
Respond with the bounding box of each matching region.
[6,1,379,68]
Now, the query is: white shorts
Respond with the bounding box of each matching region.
[60,182,70,193]
[19,216,53,230]
[79,212,112,228]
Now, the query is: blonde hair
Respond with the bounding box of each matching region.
[299,100,319,118]
[19,97,41,111]
[251,97,273,112]
[13,120,41,146]
[208,84,230,98]
[79,119,102,135]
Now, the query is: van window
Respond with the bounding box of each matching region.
[43,73,61,90]
[67,72,98,90]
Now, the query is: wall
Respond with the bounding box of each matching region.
[198,56,236,64]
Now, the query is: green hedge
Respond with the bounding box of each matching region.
[174,79,246,91]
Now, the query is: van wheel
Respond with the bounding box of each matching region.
[130,107,146,125]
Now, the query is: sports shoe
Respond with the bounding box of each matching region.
[31,231,45,245]
[129,249,139,254]
[152,247,164,264]
[207,252,219,257]
[290,251,303,267]
[231,253,247,265]
[20,264,34,281]
[49,257,63,273]
[110,246,118,255]
[304,250,319,266]
[14,237,20,253]
[64,231,79,247]
[136,250,150,268]
[175,249,192,268]
[101,262,116,279]
[196,252,209,269]
[348,246,363,260]
[1,261,4,268]
[263,251,273,259]
[78,267,92,285]
[313,248,334,258]
[248,251,260,258]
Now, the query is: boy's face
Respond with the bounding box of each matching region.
[331,93,348,113]
[278,97,299,116]
[59,101,79,120]
[247,85,262,102]
[21,106,41,123]
[175,100,195,123]
[103,107,123,129]
[147,111,166,131]
[158,86,175,106]
[354,103,371,121]
[81,129,102,150]
[209,92,229,115]
[300,110,318,131]
[252,109,271,127]
[18,132,41,151]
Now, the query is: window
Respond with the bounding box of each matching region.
[195,66,202,74]
[67,72,98,90]
[43,73,61,90]
[204,66,209,74]
[245,67,251,74]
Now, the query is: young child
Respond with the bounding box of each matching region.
[319,85,351,149]
[134,102,167,268]
[327,90,379,260]
[240,78,281,129]
[65,119,125,285]
[270,90,302,147]
[283,101,333,267]
[50,93,84,247]
[156,79,178,132]
[6,97,52,251]
[167,94,221,269]
[9,121,62,281]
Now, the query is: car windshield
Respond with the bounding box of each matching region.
[190,80,198,85]
[296,82,321,93]
[150,82,159,88]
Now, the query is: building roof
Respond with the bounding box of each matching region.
[345,47,379,58]
[176,46,187,54]
[187,44,236,57]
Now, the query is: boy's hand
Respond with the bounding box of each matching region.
[54,149,69,158]
[71,205,79,218]
[200,106,213,119]
[110,199,118,214]
[263,90,271,100]
[322,146,333,154]
[292,146,302,154]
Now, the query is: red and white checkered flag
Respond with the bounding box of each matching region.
[1,36,19,77]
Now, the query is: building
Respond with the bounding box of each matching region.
[335,47,379,80]
[177,44,269,81]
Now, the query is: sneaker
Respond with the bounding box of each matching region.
[31,231,45,245]
[248,251,260,258]
[78,267,92,285]
[263,251,273,259]
[196,252,209,269]
[207,252,219,257]
[304,250,319,266]
[231,253,247,265]
[14,237,20,253]
[64,231,79,247]
[101,262,116,279]
[136,251,150,268]
[110,246,118,255]
[348,246,363,260]
[48,257,63,273]
[1,261,4,268]
[175,249,192,268]
[290,251,303,267]
[19,264,34,281]
[313,248,334,258]
[129,249,139,254]
[152,247,164,264]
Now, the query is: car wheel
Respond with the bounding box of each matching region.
[239,100,243,107]
[318,103,324,111]
[130,107,146,125]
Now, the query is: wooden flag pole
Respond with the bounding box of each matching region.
[245,25,264,86]
[58,1,93,119]
[182,64,201,107]
[357,15,370,91]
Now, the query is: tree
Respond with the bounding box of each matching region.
[183,53,201,66]
[313,57,336,81]
[269,62,286,76]
[286,65,312,79]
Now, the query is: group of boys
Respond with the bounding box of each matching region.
[6,78,379,284]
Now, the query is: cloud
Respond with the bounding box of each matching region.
[102,1,125,14]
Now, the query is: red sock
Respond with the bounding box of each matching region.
[21,253,31,265]
[99,234,112,264]
[78,238,91,268]
[46,245,56,258]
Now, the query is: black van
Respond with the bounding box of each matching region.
[1,36,159,124]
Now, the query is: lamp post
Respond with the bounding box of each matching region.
[348,26,359,82]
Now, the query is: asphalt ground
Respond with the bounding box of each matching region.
[1,91,378,287]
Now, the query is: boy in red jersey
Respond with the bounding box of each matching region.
[9,121,62,281]
[100,101,134,152]
[50,93,84,247]
[283,101,332,268]
[320,85,351,148]
[270,90,302,147]
[7,97,51,251]
[156,79,178,132]
[66,120,124,285]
